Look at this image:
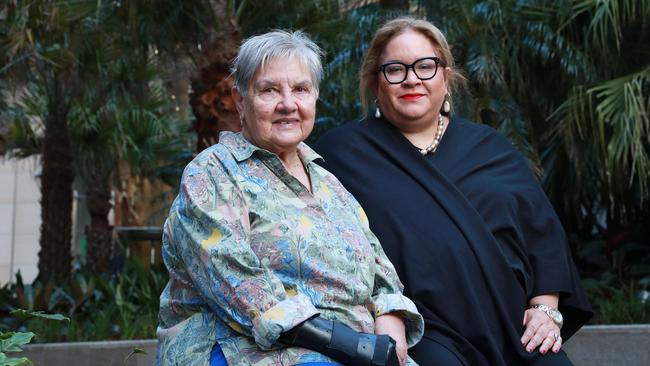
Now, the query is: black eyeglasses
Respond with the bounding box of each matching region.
[378,56,446,84]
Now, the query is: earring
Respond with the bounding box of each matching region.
[374,100,382,119]
[441,94,451,116]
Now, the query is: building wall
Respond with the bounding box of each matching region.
[0,156,41,284]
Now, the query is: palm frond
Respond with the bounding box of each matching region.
[589,66,650,195]
[570,0,649,51]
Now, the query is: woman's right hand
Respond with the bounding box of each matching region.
[521,308,562,354]
[375,313,408,366]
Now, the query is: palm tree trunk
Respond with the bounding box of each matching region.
[85,177,113,274]
[38,75,73,283]
[190,2,242,152]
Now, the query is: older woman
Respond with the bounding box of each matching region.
[156,30,423,366]
[315,18,592,366]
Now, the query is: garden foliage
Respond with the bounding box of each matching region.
[0,259,166,343]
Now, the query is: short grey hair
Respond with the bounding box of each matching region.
[231,30,324,96]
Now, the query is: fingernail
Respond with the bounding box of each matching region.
[541,350,546,355]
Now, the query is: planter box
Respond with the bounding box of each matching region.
[18,324,650,365]
[21,339,157,366]
[564,324,650,366]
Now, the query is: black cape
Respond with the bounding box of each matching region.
[314,117,592,366]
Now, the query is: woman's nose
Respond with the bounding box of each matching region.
[402,67,421,85]
[277,92,298,112]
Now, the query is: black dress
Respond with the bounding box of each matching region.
[314,116,592,366]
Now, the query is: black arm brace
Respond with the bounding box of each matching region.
[279,316,400,366]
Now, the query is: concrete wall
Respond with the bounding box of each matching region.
[0,157,41,284]
[17,325,650,366]
[564,324,650,366]
[21,339,157,366]
[0,156,89,285]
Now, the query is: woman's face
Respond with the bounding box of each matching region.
[233,57,317,155]
[376,30,448,132]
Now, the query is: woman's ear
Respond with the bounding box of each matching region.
[443,66,452,92]
[231,86,244,115]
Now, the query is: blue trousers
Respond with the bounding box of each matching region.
[210,343,337,366]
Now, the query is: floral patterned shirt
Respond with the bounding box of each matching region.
[156,132,423,366]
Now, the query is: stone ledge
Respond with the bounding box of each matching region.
[22,339,157,366]
[18,324,650,365]
[564,324,650,366]
[569,324,650,334]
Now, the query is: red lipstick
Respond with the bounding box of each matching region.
[399,93,425,101]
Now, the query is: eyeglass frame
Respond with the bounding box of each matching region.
[378,56,447,84]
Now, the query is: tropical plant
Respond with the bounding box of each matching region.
[0,0,93,283]
[0,309,69,366]
[69,52,187,273]
[4,56,189,275]
[536,0,649,236]
[1,330,34,366]
[186,0,241,152]
[0,259,167,343]
[1,0,199,275]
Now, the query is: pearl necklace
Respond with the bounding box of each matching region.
[419,114,445,155]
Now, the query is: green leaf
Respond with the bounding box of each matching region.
[123,347,147,365]
[132,348,147,355]
[0,333,14,342]
[0,332,34,353]
[9,310,70,323]
[0,352,33,366]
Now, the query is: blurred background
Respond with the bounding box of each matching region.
[0,0,648,343]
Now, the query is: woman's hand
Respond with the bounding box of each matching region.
[375,313,408,366]
[521,294,562,355]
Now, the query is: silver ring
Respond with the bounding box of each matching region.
[552,333,559,341]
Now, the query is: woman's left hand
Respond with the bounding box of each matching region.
[521,308,562,355]
[375,313,408,366]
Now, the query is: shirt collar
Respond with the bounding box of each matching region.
[219,131,323,163]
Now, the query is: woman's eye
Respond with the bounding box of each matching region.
[417,63,434,70]
[386,66,404,74]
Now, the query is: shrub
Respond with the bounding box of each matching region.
[0,259,167,342]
